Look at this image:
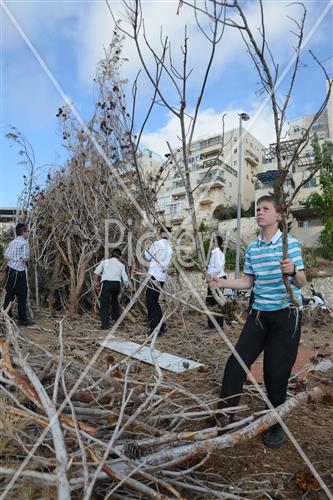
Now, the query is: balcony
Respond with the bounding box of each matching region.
[200,147,221,159]
[199,198,213,206]
[171,213,184,222]
[172,193,186,201]
[197,172,225,186]
[245,149,259,166]
[209,175,225,190]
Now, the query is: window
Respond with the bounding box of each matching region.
[233,148,237,153]
[304,179,316,188]
[166,203,182,216]
[297,219,311,228]
[173,179,185,188]
[233,160,237,165]
[229,182,232,187]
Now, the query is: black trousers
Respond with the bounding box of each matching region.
[99,281,121,328]
[219,307,301,409]
[146,279,165,333]
[3,267,28,322]
[206,283,225,327]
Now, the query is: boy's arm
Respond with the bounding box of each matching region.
[280,259,307,288]
[292,270,307,288]
[143,242,155,262]
[211,274,255,290]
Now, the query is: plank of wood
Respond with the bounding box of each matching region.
[98,336,203,373]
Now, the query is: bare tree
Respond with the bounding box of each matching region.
[111,0,228,266]
[183,0,332,302]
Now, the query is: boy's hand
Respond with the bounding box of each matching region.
[210,276,224,289]
[280,259,296,275]
[95,281,101,290]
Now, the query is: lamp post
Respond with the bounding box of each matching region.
[235,112,250,279]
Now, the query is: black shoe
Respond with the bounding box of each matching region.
[213,414,235,435]
[18,319,35,326]
[262,423,285,448]
[101,325,110,330]
[149,325,167,336]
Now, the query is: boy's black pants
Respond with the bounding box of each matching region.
[206,284,224,328]
[3,267,28,322]
[219,307,301,409]
[99,281,121,328]
[146,278,165,333]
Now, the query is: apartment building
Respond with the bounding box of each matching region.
[255,80,332,245]
[0,207,16,238]
[156,129,264,228]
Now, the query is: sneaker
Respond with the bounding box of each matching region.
[18,319,35,326]
[262,423,285,448]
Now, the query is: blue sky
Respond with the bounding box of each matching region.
[1,0,332,207]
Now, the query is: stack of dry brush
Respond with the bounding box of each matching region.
[0,314,323,499]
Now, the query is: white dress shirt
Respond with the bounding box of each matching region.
[94,257,129,284]
[4,236,30,271]
[207,247,226,278]
[144,238,173,282]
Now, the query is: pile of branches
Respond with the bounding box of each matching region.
[0,313,324,499]
[13,33,163,316]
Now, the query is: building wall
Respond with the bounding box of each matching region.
[218,217,258,245]
[255,85,331,246]
[157,129,264,228]
[291,217,324,247]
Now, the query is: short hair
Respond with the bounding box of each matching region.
[16,223,27,236]
[216,235,223,248]
[256,195,282,213]
[111,248,122,258]
[160,226,172,238]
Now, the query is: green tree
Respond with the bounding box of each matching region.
[306,140,333,259]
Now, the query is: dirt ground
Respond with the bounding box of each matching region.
[13,303,332,500]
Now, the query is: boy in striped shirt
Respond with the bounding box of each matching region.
[211,195,307,448]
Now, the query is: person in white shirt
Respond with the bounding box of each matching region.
[3,223,34,326]
[94,248,131,330]
[144,227,173,335]
[206,235,226,329]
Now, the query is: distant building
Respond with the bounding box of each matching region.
[255,79,332,246]
[0,207,16,238]
[156,129,264,228]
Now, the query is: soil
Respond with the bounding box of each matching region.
[10,306,333,499]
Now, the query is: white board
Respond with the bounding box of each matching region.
[98,336,203,373]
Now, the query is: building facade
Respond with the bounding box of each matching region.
[156,129,264,228]
[255,80,332,246]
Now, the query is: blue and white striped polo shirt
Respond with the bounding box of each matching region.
[244,229,304,311]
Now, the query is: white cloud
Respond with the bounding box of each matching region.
[74,0,324,86]
[141,104,277,156]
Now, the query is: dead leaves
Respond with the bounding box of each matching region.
[295,469,319,492]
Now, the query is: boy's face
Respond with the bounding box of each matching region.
[256,201,280,229]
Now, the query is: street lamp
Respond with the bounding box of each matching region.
[235,112,250,279]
